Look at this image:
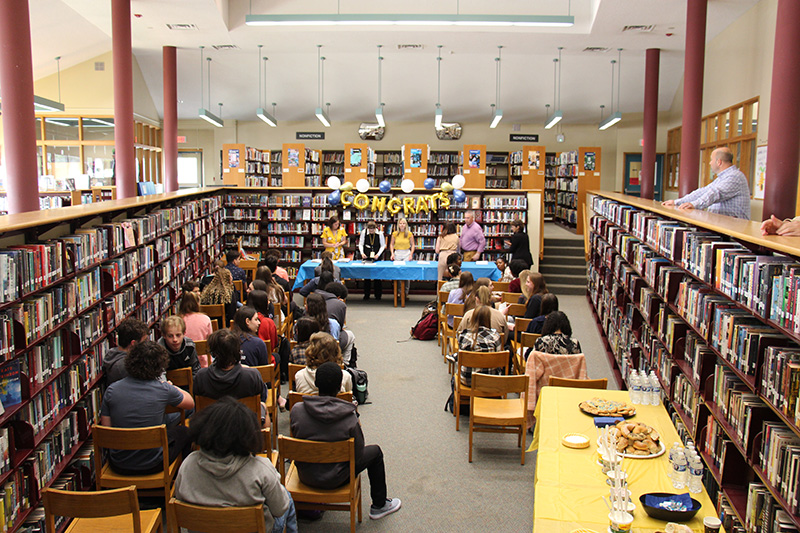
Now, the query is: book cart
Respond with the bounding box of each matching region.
[587,190,800,533]
[0,189,224,531]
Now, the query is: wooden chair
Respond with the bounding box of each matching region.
[288,363,305,391]
[92,425,179,509]
[43,485,162,533]
[200,304,225,329]
[195,394,262,418]
[165,367,193,424]
[505,303,527,317]
[514,332,540,375]
[492,281,511,292]
[437,290,449,349]
[469,373,530,465]
[195,339,209,367]
[442,302,465,359]
[167,498,265,533]
[259,427,278,467]
[548,377,609,389]
[502,292,522,304]
[239,259,258,283]
[453,350,509,431]
[286,391,354,417]
[233,280,245,303]
[253,364,280,448]
[210,320,219,332]
[448,316,464,374]
[278,436,362,533]
[511,317,532,347]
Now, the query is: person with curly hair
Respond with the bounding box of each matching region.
[200,266,240,323]
[175,397,297,533]
[99,340,194,475]
[293,332,352,394]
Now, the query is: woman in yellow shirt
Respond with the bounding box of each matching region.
[390,217,415,261]
[320,216,348,260]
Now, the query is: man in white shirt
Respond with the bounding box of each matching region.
[358,221,386,300]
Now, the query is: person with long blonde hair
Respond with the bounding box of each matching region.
[458,286,508,344]
[200,266,240,323]
[390,217,415,261]
[456,305,503,386]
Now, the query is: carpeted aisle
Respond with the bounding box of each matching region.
[280,289,613,532]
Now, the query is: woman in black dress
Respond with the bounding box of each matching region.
[504,219,533,268]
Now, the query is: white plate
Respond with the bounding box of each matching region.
[597,438,666,459]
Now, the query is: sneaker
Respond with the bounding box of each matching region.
[369,498,401,520]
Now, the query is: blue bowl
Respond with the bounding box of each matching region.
[638,493,701,522]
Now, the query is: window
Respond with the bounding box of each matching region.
[178,150,203,187]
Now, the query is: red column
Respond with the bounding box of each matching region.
[763,0,800,219]
[163,46,178,192]
[678,0,708,197]
[112,0,136,199]
[641,48,660,200]
[0,0,40,214]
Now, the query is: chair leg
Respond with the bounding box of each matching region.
[521,421,528,465]
[350,499,356,533]
[455,397,461,430]
[468,418,474,462]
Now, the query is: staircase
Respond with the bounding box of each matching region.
[539,237,587,296]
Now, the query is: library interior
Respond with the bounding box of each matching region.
[1,0,800,532]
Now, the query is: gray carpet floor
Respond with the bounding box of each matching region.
[279,287,615,532]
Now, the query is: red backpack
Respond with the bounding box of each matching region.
[411,312,438,341]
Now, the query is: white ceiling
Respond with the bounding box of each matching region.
[23,0,760,125]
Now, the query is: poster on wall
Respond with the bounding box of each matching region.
[287,149,300,168]
[584,151,596,171]
[754,145,767,200]
[228,149,240,168]
[468,150,481,168]
[410,148,422,168]
[350,148,362,167]
[528,150,540,170]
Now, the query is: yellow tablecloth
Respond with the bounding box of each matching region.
[530,387,723,533]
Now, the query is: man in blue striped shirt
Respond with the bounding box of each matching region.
[662,147,751,220]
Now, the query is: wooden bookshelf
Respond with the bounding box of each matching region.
[577,147,601,235]
[587,190,800,531]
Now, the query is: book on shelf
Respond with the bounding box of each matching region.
[0,360,22,411]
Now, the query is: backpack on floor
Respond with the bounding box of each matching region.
[411,312,438,341]
[346,367,369,405]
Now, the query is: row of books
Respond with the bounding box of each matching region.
[762,346,800,426]
[266,223,310,235]
[760,421,800,514]
[557,178,578,192]
[746,481,798,533]
[224,222,259,234]
[223,208,261,220]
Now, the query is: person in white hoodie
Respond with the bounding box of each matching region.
[174,396,297,533]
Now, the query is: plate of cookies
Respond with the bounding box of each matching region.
[600,421,665,459]
[578,398,636,418]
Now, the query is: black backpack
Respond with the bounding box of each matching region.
[346,367,369,405]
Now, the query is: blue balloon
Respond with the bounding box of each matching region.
[424,177,435,190]
[453,189,466,203]
[379,180,392,193]
[328,190,341,206]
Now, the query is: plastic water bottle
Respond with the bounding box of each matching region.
[640,372,652,405]
[688,459,704,493]
[673,451,687,489]
[668,442,681,483]
[650,371,662,406]
[630,370,642,404]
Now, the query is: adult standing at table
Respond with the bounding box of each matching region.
[358,221,386,301]
[435,222,460,280]
[504,219,533,269]
[390,218,415,261]
[459,210,485,262]
[321,216,348,260]
[661,147,751,220]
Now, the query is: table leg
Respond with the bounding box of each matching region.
[393,281,398,307]
[401,280,406,307]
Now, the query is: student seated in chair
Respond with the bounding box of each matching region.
[157,315,201,377]
[290,362,401,521]
[193,329,270,428]
[102,317,149,385]
[100,340,194,475]
[175,397,297,533]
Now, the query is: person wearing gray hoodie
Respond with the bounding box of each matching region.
[174,397,297,533]
[102,317,149,385]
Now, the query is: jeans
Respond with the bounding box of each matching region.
[358,445,387,508]
[364,279,383,299]
[272,490,298,533]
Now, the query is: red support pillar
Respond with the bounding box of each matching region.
[163,46,178,192]
[112,0,136,199]
[763,0,800,219]
[641,48,660,200]
[678,0,708,197]
[0,0,40,214]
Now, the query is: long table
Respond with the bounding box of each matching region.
[530,387,721,533]
[292,260,502,307]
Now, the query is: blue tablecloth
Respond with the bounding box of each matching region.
[292,260,501,290]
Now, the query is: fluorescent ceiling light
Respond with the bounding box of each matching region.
[33,95,65,112]
[544,110,563,129]
[490,109,503,129]
[90,118,115,127]
[246,14,574,27]
[256,107,278,127]
[598,111,622,130]
[198,107,224,127]
[315,107,331,127]
[375,107,385,128]
[435,107,443,129]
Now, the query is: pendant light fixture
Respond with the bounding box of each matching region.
[35,56,66,112]
[198,47,223,127]
[256,45,277,127]
[490,45,503,128]
[434,45,444,130]
[545,48,563,129]
[315,45,331,127]
[599,49,623,130]
[375,45,385,127]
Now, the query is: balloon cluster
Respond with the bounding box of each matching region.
[326,173,466,205]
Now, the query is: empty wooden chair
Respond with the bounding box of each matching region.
[453,350,509,431]
[548,377,608,389]
[278,436,362,533]
[469,373,529,465]
[43,485,162,533]
[167,498,265,533]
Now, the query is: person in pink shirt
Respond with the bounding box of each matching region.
[459,210,486,262]
[265,250,290,283]
[178,292,213,362]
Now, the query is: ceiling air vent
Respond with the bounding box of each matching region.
[166,23,198,30]
[582,47,610,53]
[212,44,239,50]
[397,44,425,50]
[622,25,655,33]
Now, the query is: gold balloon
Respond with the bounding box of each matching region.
[339,181,354,191]
[441,182,454,193]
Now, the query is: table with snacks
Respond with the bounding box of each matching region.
[529,387,724,533]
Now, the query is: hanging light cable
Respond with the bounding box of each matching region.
[198,47,223,127]
[315,45,331,126]
[435,45,444,129]
[256,45,277,126]
[375,44,385,127]
[490,45,503,128]
[545,53,562,129]
[599,56,621,130]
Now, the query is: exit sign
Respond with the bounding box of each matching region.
[177,136,187,143]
